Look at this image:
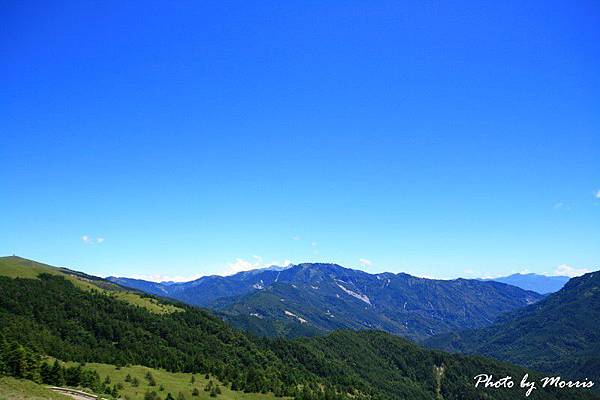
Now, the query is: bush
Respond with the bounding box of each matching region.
[144,391,160,400]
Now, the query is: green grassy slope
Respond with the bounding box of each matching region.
[0,256,182,314]
[0,377,70,400]
[0,256,65,280]
[66,362,287,400]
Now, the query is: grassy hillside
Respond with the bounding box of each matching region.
[66,362,286,400]
[0,256,65,280]
[0,256,181,315]
[0,377,70,400]
[1,257,598,400]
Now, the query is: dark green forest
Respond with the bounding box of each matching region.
[1,273,597,400]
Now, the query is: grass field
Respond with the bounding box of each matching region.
[0,256,65,280]
[66,362,287,400]
[0,377,71,400]
[0,256,181,315]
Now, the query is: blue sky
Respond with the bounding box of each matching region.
[1,1,599,280]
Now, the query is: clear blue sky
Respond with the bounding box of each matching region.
[2,1,599,280]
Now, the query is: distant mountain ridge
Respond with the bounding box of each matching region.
[109,262,544,340]
[426,270,600,381]
[485,273,570,294]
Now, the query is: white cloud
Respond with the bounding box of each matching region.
[292,235,301,241]
[595,190,600,199]
[82,235,105,245]
[128,273,205,283]
[359,258,373,267]
[553,264,591,278]
[311,241,317,247]
[553,202,572,211]
[415,273,437,279]
[225,258,259,275]
[221,256,292,276]
[479,274,501,280]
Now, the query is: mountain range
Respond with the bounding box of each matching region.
[426,270,600,380]
[4,255,595,400]
[109,263,543,340]
[486,273,570,294]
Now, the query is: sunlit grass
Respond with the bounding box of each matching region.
[0,256,182,315]
[66,362,288,400]
[0,377,70,400]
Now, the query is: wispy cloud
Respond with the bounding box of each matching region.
[222,256,292,276]
[82,235,105,245]
[553,264,591,278]
[595,190,600,199]
[553,202,572,211]
[359,258,372,267]
[127,273,205,283]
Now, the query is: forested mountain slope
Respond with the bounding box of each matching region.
[426,271,600,380]
[111,263,543,340]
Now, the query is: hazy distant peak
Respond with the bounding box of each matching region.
[486,273,570,294]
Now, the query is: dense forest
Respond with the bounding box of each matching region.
[0,266,598,399]
[0,340,117,397]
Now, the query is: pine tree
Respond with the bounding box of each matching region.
[144,391,160,400]
[146,370,157,386]
[50,360,65,386]
[40,361,51,384]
